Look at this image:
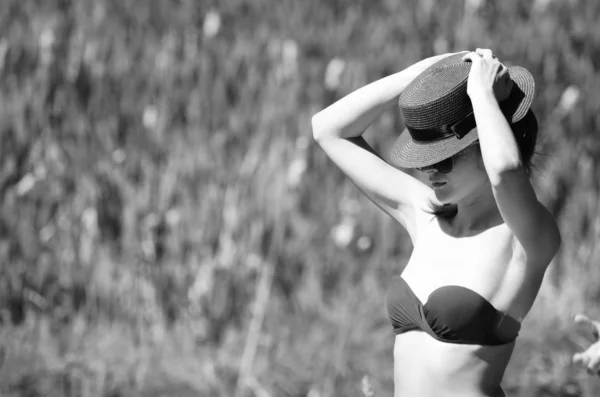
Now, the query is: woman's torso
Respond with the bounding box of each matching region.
[391,214,545,397]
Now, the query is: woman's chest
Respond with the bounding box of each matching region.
[401,224,514,302]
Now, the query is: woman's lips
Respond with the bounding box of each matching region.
[431,181,446,188]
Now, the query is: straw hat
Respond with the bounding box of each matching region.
[389,53,535,169]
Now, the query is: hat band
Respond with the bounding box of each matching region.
[406,84,526,143]
[407,112,476,142]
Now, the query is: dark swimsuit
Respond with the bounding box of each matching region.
[385,276,521,345]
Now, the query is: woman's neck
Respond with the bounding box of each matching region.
[440,188,503,237]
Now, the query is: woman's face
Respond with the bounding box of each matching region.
[418,143,490,204]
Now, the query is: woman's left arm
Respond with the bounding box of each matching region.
[463,49,561,262]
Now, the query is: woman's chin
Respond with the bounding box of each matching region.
[433,186,453,202]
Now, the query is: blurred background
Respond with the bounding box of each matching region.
[0,0,599,396]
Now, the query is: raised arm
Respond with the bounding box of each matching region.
[462,49,561,263]
[311,53,458,240]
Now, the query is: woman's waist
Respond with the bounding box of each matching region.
[393,331,514,394]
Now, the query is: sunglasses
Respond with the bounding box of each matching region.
[417,156,454,174]
[416,142,480,174]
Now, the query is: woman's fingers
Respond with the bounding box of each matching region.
[587,352,600,375]
[463,48,497,62]
[476,48,495,60]
[462,49,511,100]
[494,65,513,101]
[575,313,600,339]
[574,352,588,367]
[574,313,591,324]
[573,315,600,376]
[461,51,482,63]
[462,50,499,67]
[573,345,600,377]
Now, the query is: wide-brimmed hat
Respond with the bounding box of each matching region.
[389,52,535,169]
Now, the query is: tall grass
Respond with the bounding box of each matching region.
[0,0,599,396]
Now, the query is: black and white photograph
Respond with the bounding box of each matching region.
[0,1,599,396]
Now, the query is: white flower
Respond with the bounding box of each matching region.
[556,85,580,116]
[39,28,55,52]
[82,207,98,234]
[188,264,214,302]
[287,158,307,188]
[39,224,55,243]
[281,39,299,78]
[331,217,355,248]
[203,11,221,38]
[464,0,483,13]
[142,106,158,130]
[325,58,346,90]
[356,235,373,252]
[16,173,36,196]
[165,209,181,227]
[271,39,299,83]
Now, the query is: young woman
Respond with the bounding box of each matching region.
[311,49,561,397]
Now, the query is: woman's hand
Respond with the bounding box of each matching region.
[462,48,513,102]
[573,314,600,376]
[410,51,468,76]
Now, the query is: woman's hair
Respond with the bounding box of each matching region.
[512,109,538,175]
[427,109,539,220]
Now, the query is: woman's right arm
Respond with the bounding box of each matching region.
[311,54,455,239]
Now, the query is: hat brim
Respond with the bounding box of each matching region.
[389,65,535,169]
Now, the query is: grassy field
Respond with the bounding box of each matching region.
[1,0,600,396]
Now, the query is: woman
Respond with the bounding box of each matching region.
[311,49,561,397]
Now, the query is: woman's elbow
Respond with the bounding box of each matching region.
[311,113,323,140]
[311,113,334,141]
[486,159,524,187]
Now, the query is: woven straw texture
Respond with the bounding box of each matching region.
[390,53,535,169]
[400,53,472,129]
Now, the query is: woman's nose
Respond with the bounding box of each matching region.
[418,165,436,174]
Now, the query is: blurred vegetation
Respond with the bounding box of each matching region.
[0,0,599,396]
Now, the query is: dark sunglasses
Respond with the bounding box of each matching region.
[416,142,480,174]
[417,157,454,174]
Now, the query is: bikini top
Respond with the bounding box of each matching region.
[385,276,521,345]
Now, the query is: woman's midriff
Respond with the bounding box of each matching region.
[393,331,515,397]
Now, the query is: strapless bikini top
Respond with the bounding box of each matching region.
[385,276,520,345]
